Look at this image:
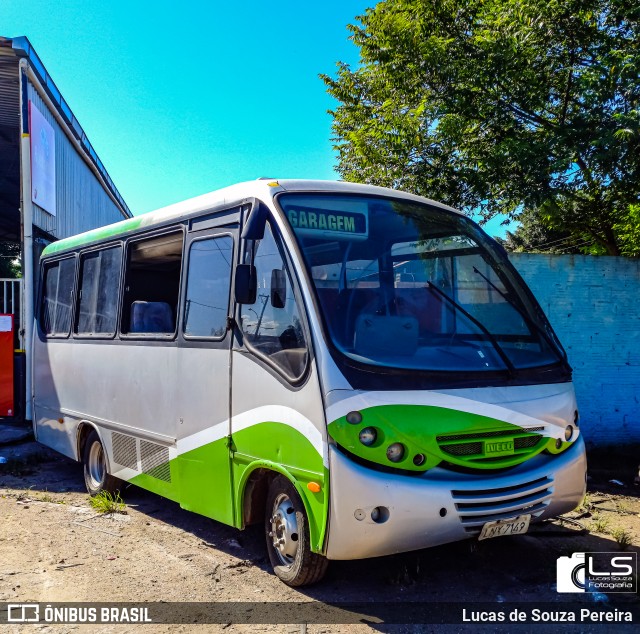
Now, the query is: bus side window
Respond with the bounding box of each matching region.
[75,245,122,336]
[183,235,233,338]
[240,222,308,379]
[41,257,76,337]
[120,231,183,335]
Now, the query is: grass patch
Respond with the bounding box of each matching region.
[616,501,630,514]
[612,528,633,551]
[590,515,610,534]
[89,490,126,515]
[578,493,594,513]
[34,490,65,504]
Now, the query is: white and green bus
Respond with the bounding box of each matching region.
[33,179,586,586]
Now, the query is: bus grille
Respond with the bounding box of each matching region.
[112,432,138,471]
[140,440,172,483]
[437,426,546,466]
[452,476,553,532]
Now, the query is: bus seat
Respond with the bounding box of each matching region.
[394,287,444,333]
[316,287,379,339]
[130,301,174,333]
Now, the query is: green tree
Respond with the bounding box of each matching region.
[497,209,581,253]
[0,241,21,278]
[323,0,640,256]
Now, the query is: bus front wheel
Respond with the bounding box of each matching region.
[82,430,120,496]
[265,475,328,586]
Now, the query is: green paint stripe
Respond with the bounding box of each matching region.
[128,469,179,502]
[328,404,562,472]
[42,216,148,255]
[233,452,323,482]
[125,421,328,552]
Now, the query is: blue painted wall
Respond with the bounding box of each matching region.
[510,254,640,446]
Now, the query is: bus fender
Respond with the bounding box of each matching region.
[235,459,326,553]
[76,420,105,463]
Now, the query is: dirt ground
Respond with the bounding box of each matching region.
[1,439,639,633]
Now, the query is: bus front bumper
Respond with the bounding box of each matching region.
[324,436,586,560]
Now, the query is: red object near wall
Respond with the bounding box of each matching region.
[0,314,14,417]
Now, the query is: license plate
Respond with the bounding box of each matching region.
[478,514,531,541]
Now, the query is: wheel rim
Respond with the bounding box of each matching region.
[88,441,105,489]
[269,493,299,566]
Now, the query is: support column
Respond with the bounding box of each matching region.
[18,59,34,424]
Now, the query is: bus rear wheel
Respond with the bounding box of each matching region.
[82,430,120,496]
[265,475,328,586]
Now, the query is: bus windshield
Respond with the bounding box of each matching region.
[277,193,564,373]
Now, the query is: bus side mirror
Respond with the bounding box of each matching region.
[235,264,257,304]
[241,200,268,240]
[270,269,286,308]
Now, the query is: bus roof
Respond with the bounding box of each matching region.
[41,179,462,257]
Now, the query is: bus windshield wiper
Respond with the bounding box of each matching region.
[426,281,516,377]
[472,266,567,363]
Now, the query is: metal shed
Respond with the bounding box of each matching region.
[0,35,131,423]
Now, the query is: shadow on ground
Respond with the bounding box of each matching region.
[1,439,638,630]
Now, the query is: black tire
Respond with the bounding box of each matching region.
[265,475,328,587]
[82,430,120,496]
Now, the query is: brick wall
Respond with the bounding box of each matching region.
[510,254,640,446]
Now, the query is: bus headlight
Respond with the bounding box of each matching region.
[359,427,377,446]
[564,425,574,441]
[386,443,405,463]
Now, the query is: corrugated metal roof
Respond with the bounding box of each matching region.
[0,45,20,240]
[0,52,19,129]
[0,35,131,219]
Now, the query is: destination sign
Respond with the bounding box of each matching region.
[285,205,368,240]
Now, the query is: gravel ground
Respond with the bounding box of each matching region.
[0,439,638,633]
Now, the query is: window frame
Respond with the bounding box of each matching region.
[40,254,78,339]
[182,231,235,342]
[118,226,186,341]
[73,241,124,340]
[238,218,311,385]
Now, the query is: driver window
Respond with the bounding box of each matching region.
[240,222,308,380]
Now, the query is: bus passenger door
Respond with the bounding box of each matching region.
[175,223,237,525]
[231,219,328,545]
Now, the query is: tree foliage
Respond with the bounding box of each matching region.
[0,241,21,278]
[322,0,640,256]
[497,209,580,253]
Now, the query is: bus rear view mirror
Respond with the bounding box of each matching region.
[270,269,286,308]
[235,264,257,304]
[241,200,268,240]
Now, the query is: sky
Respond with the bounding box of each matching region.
[1,0,508,236]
